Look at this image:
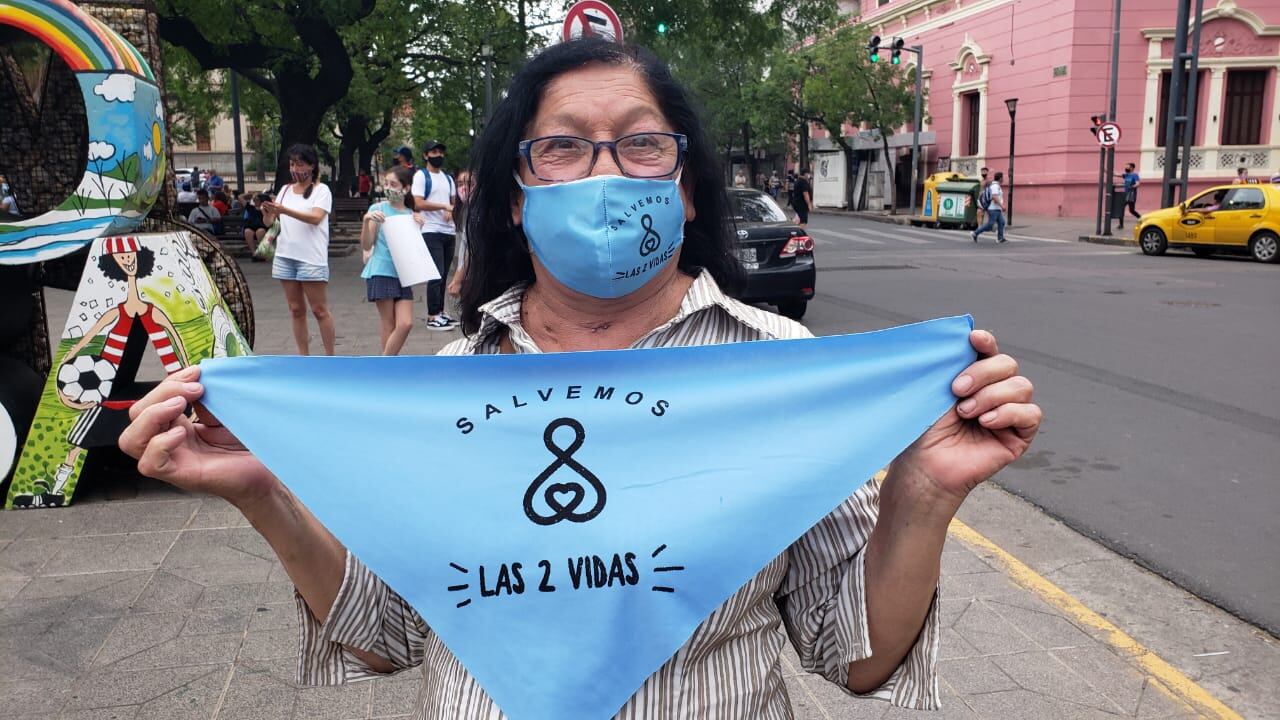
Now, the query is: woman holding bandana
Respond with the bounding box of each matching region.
[120,40,1041,718]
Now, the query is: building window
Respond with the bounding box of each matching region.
[1221,69,1266,146]
[964,92,980,156]
[195,122,211,152]
[1156,70,1203,147]
[878,0,891,5]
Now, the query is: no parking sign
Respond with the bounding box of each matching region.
[562,0,624,43]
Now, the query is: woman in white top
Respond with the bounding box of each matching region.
[262,144,335,355]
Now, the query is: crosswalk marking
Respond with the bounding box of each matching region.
[809,229,885,245]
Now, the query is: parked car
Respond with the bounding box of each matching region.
[727,188,816,319]
[1135,183,1280,263]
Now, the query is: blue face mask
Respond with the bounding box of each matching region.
[517,174,685,299]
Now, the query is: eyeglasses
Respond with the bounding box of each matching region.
[518,132,688,182]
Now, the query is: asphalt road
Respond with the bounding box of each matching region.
[795,214,1280,635]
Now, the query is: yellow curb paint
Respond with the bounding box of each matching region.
[947,518,1243,720]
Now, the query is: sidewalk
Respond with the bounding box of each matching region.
[1,252,1271,720]
[812,207,1140,246]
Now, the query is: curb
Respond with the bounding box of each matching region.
[811,208,914,226]
[1078,234,1139,247]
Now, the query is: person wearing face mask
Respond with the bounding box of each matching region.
[360,166,418,355]
[119,39,1040,719]
[260,144,335,355]
[411,140,458,331]
[1,175,21,218]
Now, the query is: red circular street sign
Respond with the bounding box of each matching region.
[562,0,624,43]
[1097,122,1122,147]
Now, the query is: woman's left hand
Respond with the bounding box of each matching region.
[895,330,1041,507]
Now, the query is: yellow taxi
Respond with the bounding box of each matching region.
[1134,182,1280,263]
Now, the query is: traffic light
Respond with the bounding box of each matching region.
[891,38,905,65]
[868,35,881,63]
[656,21,668,34]
[1090,115,1104,137]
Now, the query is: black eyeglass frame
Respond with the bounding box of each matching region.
[517,132,689,182]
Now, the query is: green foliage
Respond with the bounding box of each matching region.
[803,24,918,148]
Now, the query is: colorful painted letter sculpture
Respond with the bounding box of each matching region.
[6,233,251,508]
[196,316,976,719]
[0,0,167,264]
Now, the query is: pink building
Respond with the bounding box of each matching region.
[812,0,1280,217]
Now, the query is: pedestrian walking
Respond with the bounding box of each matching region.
[768,170,781,200]
[1117,162,1141,228]
[119,38,1042,719]
[360,166,418,355]
[976,167,990,227]
[261,143,336,355]
[790,168,813,228]
[411,140,458,331]
[971,171,1006,243]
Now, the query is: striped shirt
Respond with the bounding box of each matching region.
[101,304,181,373]
[295,271,942,718]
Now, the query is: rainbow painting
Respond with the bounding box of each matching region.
[0,0,165,264]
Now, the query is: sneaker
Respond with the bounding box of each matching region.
[438,312,456,324]
[426,316,455,331]
[998,237,1007,244]
[971,231,978,242]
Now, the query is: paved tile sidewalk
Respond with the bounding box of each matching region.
[0,253,1212,719]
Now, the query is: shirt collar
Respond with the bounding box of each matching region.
[467,270,742,352]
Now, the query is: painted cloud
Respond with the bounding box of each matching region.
[155,100,164,120]
[93,74,137,103]
[143,142,154,161]
[88,141,116,161]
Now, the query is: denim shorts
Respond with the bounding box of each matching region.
[272,256,329,282]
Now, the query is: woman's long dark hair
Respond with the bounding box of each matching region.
[286,143,318,200]
[460,38,741,335]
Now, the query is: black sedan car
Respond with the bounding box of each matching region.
[727,188,816,320]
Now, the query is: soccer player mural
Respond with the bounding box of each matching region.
[7,233,250,508]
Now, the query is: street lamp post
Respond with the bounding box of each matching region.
[1005,97,1018,226]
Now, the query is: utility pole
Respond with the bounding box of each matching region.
[908,45,923,217]
[1102,0,1122,236]
[229,70,245,194]
[1161,0,1193,208]
[1177,0,1205,204]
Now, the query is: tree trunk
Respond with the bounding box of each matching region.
[356,109,393,177]
[336,114,367,194]
[272,68,338,188]
[741,122,755,188]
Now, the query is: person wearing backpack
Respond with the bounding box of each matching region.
[411,140,458,331]
[971,171,1006,244]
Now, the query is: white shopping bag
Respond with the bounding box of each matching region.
[382,214,441,286]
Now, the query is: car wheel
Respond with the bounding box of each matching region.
[1249,231,1279,263]
[1139,227,1167,256]
[776,300,808,320]
[1191,246,1214,258]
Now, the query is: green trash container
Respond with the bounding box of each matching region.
[1110,185,1128,222]
[935,179,981,229]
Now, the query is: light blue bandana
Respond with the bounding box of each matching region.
[198,315,976,719]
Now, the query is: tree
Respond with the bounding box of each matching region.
[803,23,920,211]
[155,0,377,186]
[609,0,839,185]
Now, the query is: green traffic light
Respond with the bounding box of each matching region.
[657,22,667,34]
[870,52,879,62]
[891,54,900,65]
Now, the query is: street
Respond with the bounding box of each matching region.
[801,213,1280,635]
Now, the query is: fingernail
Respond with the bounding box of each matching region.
[184,382,202,393]
[958,399,977,415]
[980,410,998,423]
[954,375,973,393]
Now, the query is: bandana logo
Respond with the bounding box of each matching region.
[524,417,606,525]
[638,214,662,257]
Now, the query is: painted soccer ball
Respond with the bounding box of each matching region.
[56,354,117,405]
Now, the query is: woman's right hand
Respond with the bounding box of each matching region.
[118,365,277,508]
